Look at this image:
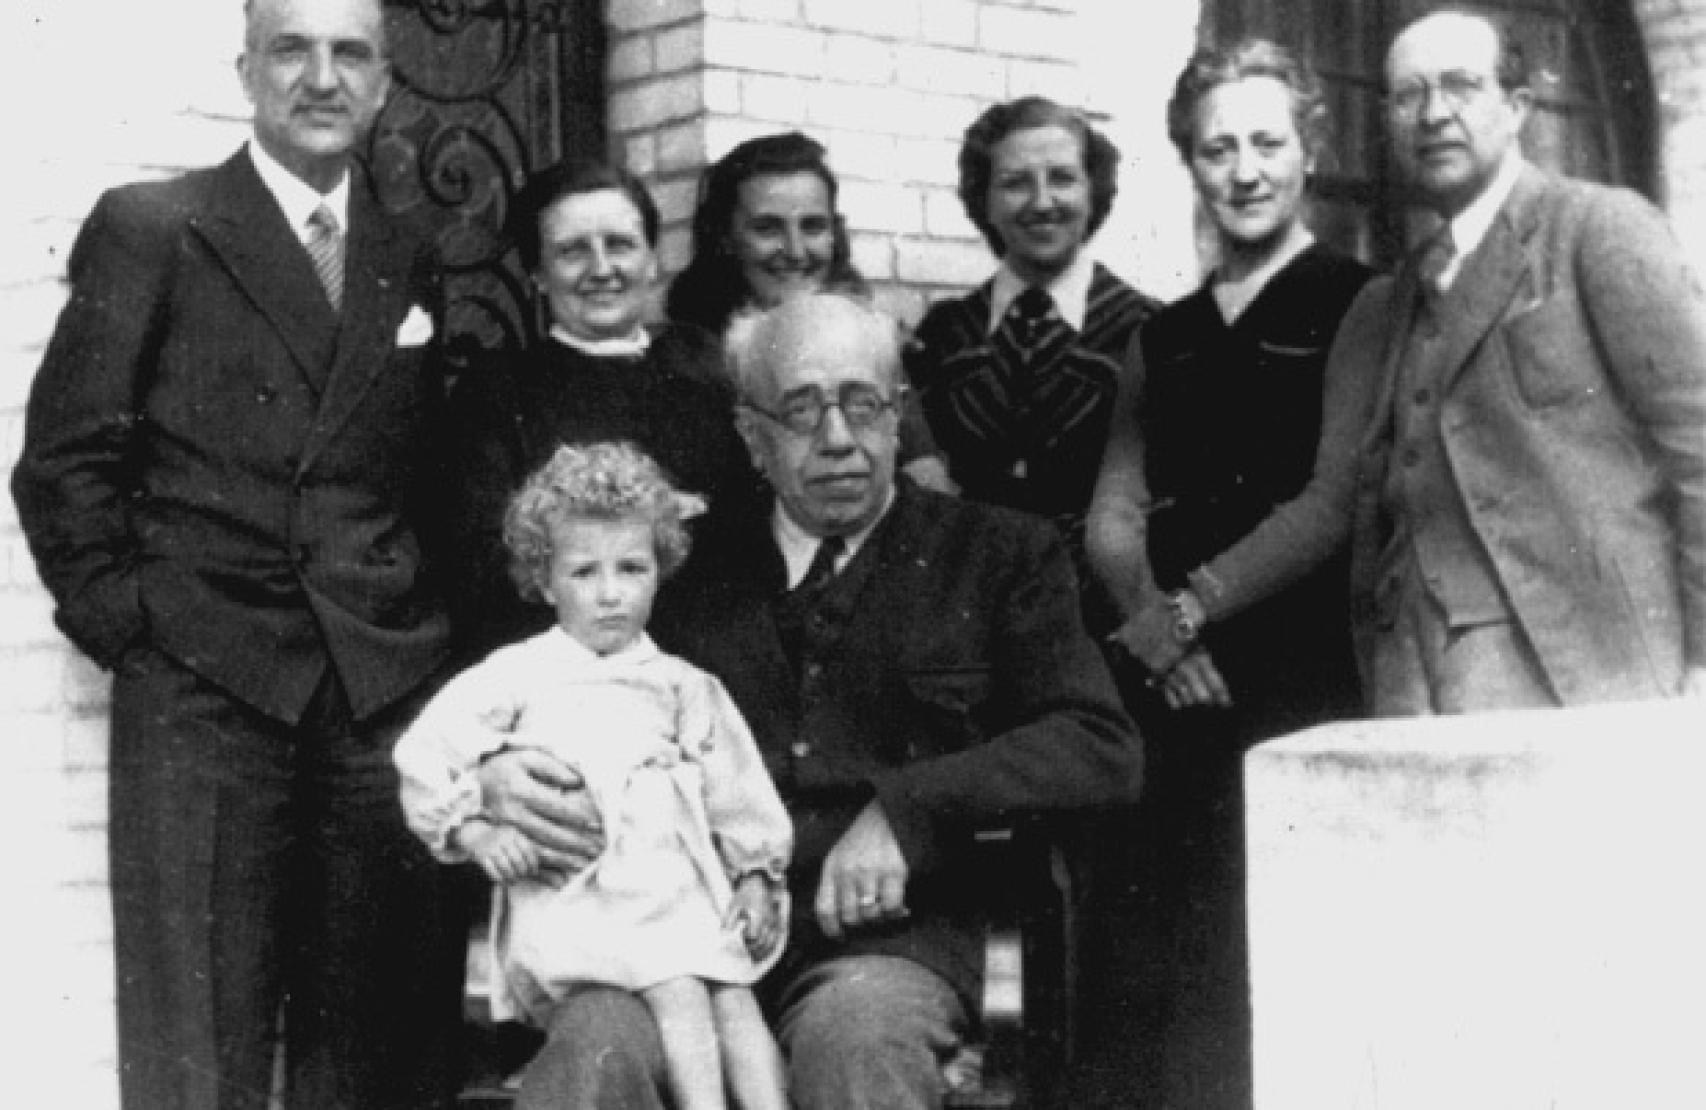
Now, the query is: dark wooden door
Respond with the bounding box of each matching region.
[364,0,606,361]
[1202,0,1655,265]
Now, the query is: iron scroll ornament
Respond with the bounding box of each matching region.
[366,0,599,364]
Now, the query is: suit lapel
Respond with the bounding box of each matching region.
[298,180,417,469]
[1434,167,1544,394]
[189,153,339,384]
[839,487,928,652]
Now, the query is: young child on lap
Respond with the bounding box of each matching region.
[396,441,791,1110]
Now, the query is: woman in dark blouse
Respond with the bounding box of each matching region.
[445,160,760,662]
[1088,39,1374,740]
[1079,41,1376,1109]
[905,97,1161,630]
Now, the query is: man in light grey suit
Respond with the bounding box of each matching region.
[1341,8,1706,713]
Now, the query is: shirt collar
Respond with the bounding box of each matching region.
[549,324,652,358]
[987,250,1096,334]
[1437,153,1524,290]
[770,486,895,589]
[548,627,661,666]
[247,139,350,243]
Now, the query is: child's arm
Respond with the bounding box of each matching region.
[724,871,786,960]
[681,668,793,886]
[451,817,543,885]
[393,654,524,862]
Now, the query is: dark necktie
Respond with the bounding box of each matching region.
[993,284,1062,401]
[306,204,345,312]
[1006,285,1056,353]
[793,535,846,597]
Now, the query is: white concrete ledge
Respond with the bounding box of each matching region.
[1246,698,1706,1110]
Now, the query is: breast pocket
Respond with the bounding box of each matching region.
[1501,301,1602,410]
[903,666,994,754]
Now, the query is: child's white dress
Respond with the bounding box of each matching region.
[395,630,792,1024]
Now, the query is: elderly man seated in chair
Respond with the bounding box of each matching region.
[477,291,1143,1110]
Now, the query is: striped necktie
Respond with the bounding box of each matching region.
[306,204,344,312]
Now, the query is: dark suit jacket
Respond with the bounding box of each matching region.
[12,150,451,722]
[655,482,1143,1007]
[1342,165,1706,704]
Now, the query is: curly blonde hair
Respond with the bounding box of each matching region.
[503,441,706,601]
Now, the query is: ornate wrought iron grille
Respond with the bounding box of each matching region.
[367,0,605,361]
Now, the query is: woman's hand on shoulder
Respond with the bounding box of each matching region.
[902,455,959,495]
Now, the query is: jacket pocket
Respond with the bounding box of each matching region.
[1501,301,1600,409]
[903,666,994,751]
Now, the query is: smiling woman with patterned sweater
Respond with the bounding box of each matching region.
[905,97,1161,634]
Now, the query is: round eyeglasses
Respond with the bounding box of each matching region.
[742,383,899,436]
[1385,70,1491,117]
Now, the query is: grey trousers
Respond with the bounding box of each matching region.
[1369,565,1557,715]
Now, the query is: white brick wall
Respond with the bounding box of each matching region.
[611,0,1207,320]
[4,2,249,1103]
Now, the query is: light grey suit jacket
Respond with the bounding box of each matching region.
[1341,164,1706,705]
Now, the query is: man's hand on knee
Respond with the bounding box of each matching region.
[814,801,909,939]
[476,748,605,886]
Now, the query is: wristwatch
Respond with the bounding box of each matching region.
[1166,589,1205,647]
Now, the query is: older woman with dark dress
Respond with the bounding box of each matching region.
[1077,41,1376,1109]
[905,97,1161,630]
[444,160,761,663]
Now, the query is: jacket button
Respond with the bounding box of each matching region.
[790,742,811,758]
[255,385,277,404]
[293,543,312,566]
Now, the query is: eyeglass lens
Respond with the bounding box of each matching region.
[774,384,891,433]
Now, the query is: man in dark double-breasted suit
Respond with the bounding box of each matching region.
[11,2,462,1107]
[1337,10,1706,714]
